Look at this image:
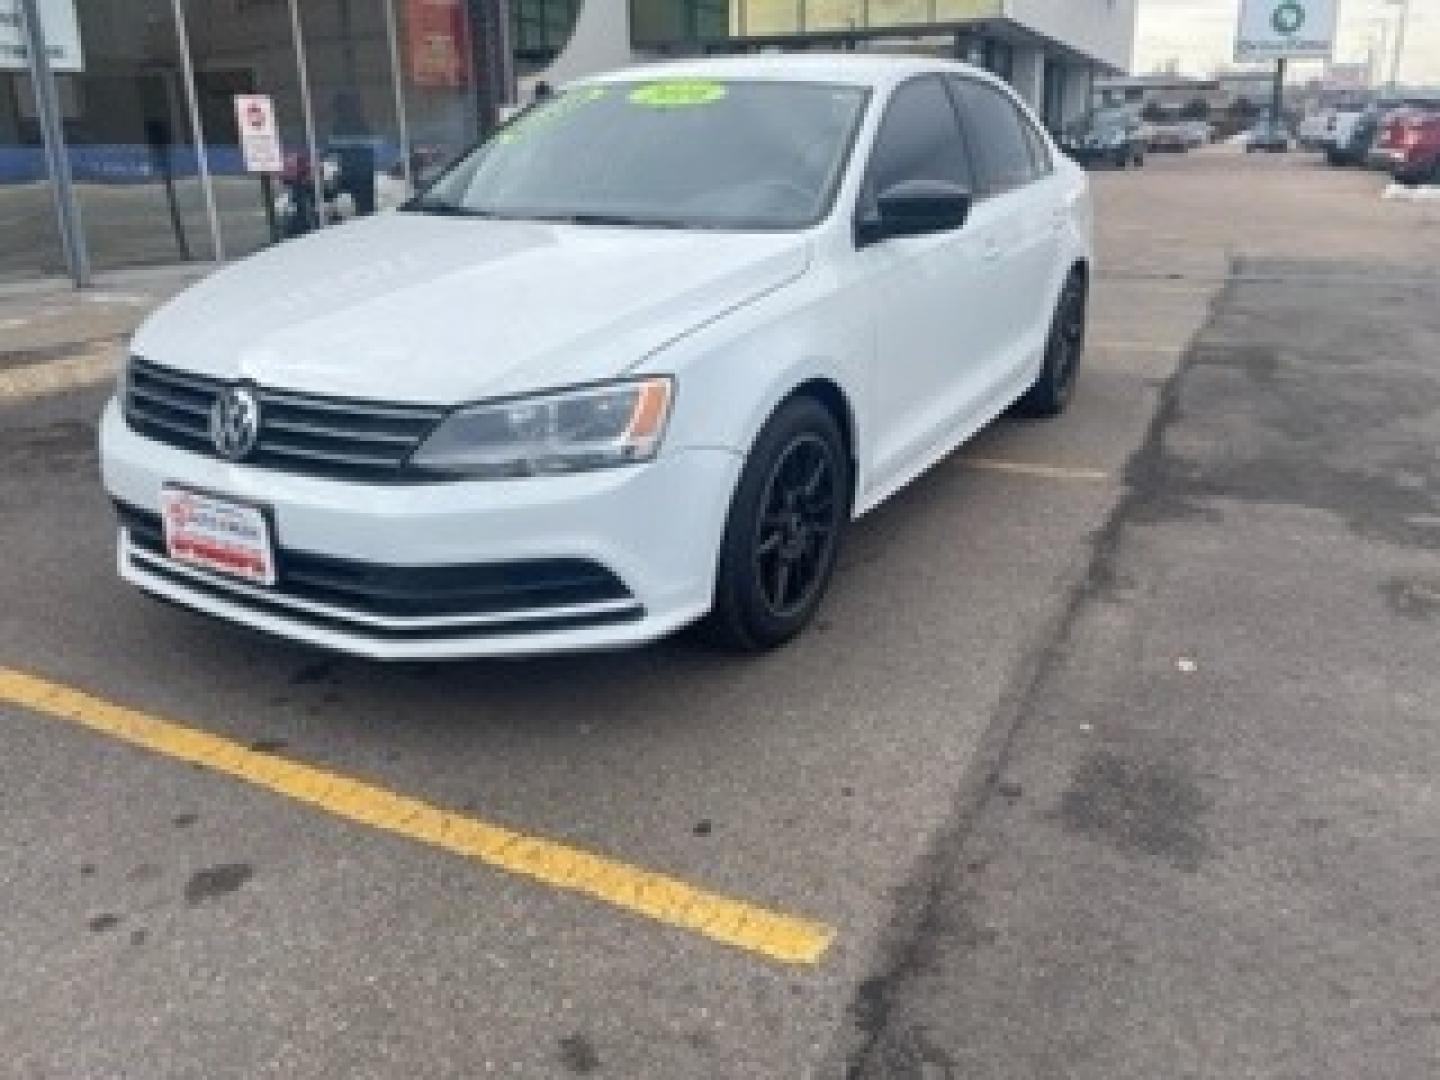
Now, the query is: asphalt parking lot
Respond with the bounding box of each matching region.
[2,149,1438,1078]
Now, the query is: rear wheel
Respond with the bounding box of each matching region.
[703,396,849,652]
[1014,269,1087,419]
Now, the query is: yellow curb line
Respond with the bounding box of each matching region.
[0,666,835,965]
[0,344,121,402]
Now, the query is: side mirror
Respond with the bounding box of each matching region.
[857,180,972,247]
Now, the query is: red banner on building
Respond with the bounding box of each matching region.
[407,0,470,87]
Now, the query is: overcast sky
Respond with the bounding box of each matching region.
[1135,0,1440,83]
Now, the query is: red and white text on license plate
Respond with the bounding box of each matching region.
[160,487,276,586]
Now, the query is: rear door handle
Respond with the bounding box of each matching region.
[982,238,1003,261]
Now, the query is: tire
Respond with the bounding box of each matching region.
[702,396,850,652]
[1113,151,1128,169]
[1014,269,1087,419]
[1134,153,1146,167]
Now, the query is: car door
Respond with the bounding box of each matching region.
[948,77,1062,395]
[855,75,1005,499]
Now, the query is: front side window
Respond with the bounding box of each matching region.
[951,78,1039,196]
[410,80,869,231]
[861,76,975,209]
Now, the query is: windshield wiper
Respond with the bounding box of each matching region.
[402,200,500,218]
[524,212,698,230]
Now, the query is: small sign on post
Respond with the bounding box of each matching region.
[234,93,283,173]
[1235,0,1338,62]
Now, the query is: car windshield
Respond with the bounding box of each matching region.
[408,79,870,231]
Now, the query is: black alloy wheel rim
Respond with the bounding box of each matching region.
[1052,277,1087,402]
[752,433,842,619]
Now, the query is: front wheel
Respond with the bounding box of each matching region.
[703,397,850,652]
[1014,270,1087,419]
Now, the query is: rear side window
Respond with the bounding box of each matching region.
[949,78,1038,196]
[862,75,975,208]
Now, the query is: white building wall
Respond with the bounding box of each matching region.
[1002,0,1138,71]
[519,0,637,101]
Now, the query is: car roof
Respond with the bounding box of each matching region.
[578,53,1000,92]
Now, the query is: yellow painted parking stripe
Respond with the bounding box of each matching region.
[0,343,121,401]
[0,666,835,965]
[963,457,1109,482]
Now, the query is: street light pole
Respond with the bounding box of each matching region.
[1387,0,1411,93]
[1272,57,1286,133]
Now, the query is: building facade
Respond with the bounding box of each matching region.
[4,0,1135,286]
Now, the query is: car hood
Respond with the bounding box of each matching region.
[131,211,812,404]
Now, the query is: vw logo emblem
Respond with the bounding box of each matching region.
[210,385,261,461]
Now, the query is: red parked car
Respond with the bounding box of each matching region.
[1368,107,1440,184]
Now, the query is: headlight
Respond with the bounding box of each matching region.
[408,377,674,478]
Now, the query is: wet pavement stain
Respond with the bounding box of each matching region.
[1382,576,1440,621]
[857,1025,958,1080]
[557,1033,601,1074]
[1117,267,1440,552]
[3,419,96,474]
[1055,750,1211,872]
[87,914,121,933]
[184,863,253,906]
[171,813,198,828]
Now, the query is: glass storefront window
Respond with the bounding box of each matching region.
[299,0,406,225]
[397,0,477,180]
[180,0,315,258]
[0,71,67,282]
[511,0,580,76]
[62,0,218,272]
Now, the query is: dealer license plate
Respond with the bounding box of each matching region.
[160,486,276,586]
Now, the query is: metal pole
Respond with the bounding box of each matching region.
[381,0,413,195]
[1388,0,1410,93]
[493,0,515,113]
[169,0,224,262]
[287,0,326,231]
[1272,57,1285,130]
[17,0,89,286]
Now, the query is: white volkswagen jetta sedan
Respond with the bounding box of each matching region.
[101,55,1092,659]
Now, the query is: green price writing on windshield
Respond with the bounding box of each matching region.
[629,81,728,108]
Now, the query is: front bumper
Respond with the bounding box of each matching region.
[100,398,740,659]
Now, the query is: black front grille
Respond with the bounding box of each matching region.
[123,358,445,481]
[116,504,633,621]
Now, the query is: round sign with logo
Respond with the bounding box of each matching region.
[1271,1,1306,36]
